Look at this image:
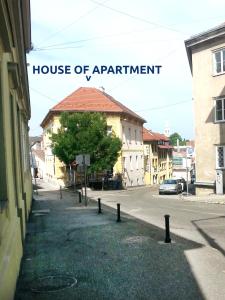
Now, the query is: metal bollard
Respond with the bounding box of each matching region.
[164,214,171,243]
[117,203,121,222]
[98,198,102,214]
[60,186,62,200]
[78,191,82,203]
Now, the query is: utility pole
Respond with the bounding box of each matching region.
[83,154,87,206]
[186,147,189,195]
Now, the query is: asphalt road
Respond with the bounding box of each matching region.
[88,186,225,300]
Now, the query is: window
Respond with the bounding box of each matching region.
[134,129,137,144]
[0,77,7,210]
[213,49,225,74]
[122,126,125,143]
[21,119,30,171]
[130,155,133,170]
[215,98,225,122]
[216,146,225,168]
[10,94,19,206]
[107,125,112,135]
[123,157,126,172]
[141,155,143,169]
[140,130,143,145]
[128,128,131,144]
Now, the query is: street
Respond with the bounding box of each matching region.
[88,186,225,300]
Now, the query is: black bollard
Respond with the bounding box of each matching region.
[98,198,102,214]
[60,186,62,200]
[78,191,82,203]
[164,214,171,243]
[117,203,121,222]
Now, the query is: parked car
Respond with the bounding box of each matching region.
[159,179,183,195]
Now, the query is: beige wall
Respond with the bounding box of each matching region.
[0,1,32,298]
[119,117,145,187]
[144,142,172,185]
[42,113,145,187]
[192,38,225,194]
[43,115,66,186]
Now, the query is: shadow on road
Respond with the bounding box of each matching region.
[15,190,205,300]
[192,216,225,257]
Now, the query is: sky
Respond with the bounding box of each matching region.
[28,0,225,139]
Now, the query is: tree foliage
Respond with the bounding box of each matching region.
[50,112,122,173]
[169,132,186,146]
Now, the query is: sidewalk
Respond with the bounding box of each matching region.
[15,183,204,300]
[181,194,225,205]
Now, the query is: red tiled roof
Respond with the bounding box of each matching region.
[41,87,145,127]
[143,127,169,142]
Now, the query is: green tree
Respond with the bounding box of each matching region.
[50,112,122,173]
[169,132,186,146]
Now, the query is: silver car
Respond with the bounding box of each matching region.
[159,179,182,195]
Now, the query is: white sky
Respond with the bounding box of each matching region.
[28,0,225,139]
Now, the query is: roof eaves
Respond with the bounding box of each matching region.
[40,110,55,128]
[185,23,225,73]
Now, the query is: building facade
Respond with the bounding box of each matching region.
[185,23,225,195]
[0,1,32,299]
[41,87,146,188]
[172,145,195,182]
[30,136,45,179]
[143,128,173,184]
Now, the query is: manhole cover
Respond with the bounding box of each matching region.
[31,275,77,293]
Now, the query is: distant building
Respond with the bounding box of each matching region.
[0,1,32,299]
[164,122,170,137]
[143,128,173,184]
[172,145,195,181]
[185,23,225,195]
[41,87,146,188]
[29,136,45,179]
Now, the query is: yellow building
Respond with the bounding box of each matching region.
[143,128,173,185]
[0,1,32,299]
[185,23,225,195]
[41,87,146,187]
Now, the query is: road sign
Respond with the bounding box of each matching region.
[76,154,90,166]
[186,147,194,158]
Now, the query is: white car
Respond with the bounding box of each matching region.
[159,179,183,195]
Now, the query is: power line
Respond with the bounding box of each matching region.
[109,48,179,91]
[30,86,192,115]
[89,0,188,35]
[135,99,192,113]
[33,45,84,51]
[34,27,154,50]
[33,37,183,52]
[33,30,183,51]
[36,0,110,47]
[30,87,56,103]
